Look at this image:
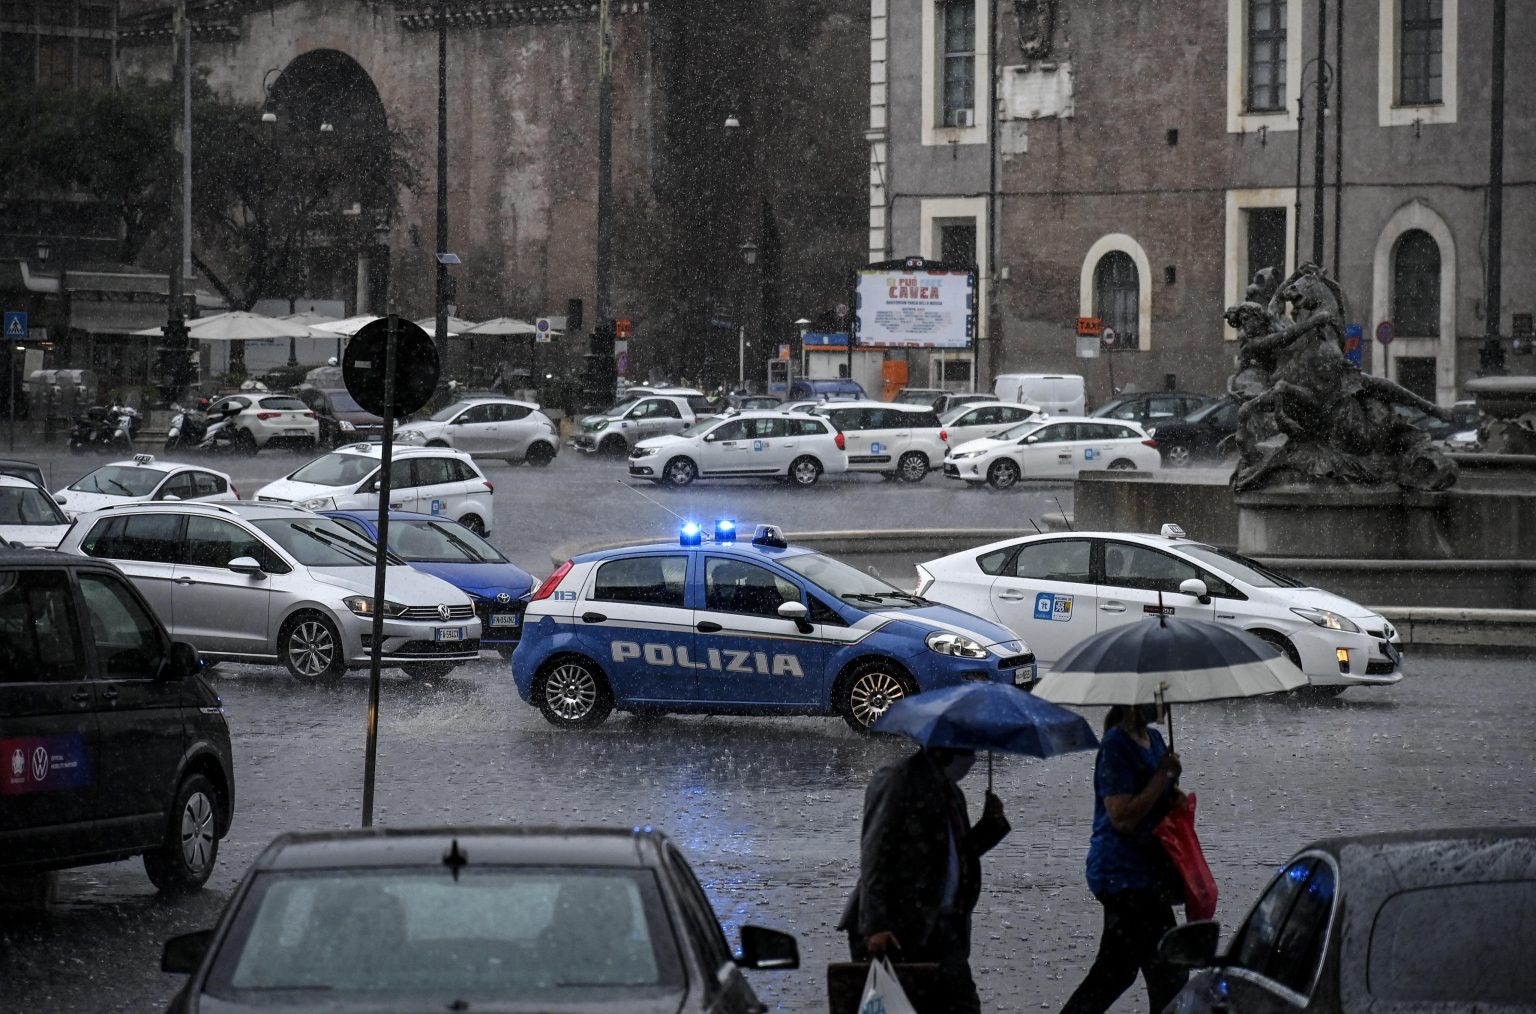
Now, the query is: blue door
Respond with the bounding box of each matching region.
[572,553,697,704]
[691,556,825,708]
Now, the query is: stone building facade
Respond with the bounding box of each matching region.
[116,0,869,387]
[871,0,1535,406]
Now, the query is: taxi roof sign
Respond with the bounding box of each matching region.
[133,453,155,465]
[1160,522,1186,539]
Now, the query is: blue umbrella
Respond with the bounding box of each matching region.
[872,682,1100,789]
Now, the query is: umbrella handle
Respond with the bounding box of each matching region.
[987,751,994,793]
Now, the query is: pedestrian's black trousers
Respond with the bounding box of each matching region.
[1060,889,1188,1014]
[847,913,980,1014]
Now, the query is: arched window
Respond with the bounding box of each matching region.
[1095,251,1139,346]
[1392,229,1440,336]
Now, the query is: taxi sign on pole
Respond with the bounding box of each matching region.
[1076,316,1102,337]
[1375,321,1395,346]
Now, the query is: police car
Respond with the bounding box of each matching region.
[512,521,1036,731]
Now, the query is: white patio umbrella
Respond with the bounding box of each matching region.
[413,316,481,337]
[131,310,315,341]
[311,314,383,337]
[462,316,538,336]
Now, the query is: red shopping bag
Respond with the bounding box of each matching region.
[1154,791,1218,921]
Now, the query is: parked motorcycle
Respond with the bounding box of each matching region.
[69,405,140,454]
[165,398,212,451]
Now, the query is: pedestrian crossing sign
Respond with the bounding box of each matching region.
[3,311,26,339]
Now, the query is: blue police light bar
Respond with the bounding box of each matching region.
[679,521,703,546]
[713,518,737,543]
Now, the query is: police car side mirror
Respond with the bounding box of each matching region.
[777,601,808,621]
[1178,578,1211,604]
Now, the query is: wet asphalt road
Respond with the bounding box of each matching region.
[4,444,1535,1012]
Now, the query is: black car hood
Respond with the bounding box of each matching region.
[185,991,687,1014]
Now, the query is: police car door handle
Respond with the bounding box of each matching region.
[581,611,607,624]
[996,590,1027,601]
[1100,602,1128,613]
[696,621,723,633]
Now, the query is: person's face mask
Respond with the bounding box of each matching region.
[945,752,977,781]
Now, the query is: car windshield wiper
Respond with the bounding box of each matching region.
[292,526,376,564]
[840,592,884,604]
[873,590,929,604]
[433,525,487,562]
[107,479,133,495]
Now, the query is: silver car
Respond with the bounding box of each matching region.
[55,501,481,681]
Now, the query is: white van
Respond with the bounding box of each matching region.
[993,373,1087,416]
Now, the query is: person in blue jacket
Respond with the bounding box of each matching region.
[1060,703,1188,1014]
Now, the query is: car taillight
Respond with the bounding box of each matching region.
[231,484,241,499]
[940,429,948,443]
[304,411,316,418]
[256,412,280,420]
[531,560,573,602]
[835,432,846,450]
[1143,438,1158,447]
[483,479,494,493]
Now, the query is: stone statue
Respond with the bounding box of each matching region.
[1225,263,1457,493]
[1014,0,1056,60]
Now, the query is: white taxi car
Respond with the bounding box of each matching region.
[810,401,947,482]
[254,444,496,535]
[916,526,1404,696]
[944,416,1160,489]
[629,411,848,487]
[54,455,238,517]
[939,400,1044,448]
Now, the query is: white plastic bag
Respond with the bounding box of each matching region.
[859,956,919,1014]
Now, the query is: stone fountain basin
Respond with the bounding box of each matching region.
[1465,375,1536,419]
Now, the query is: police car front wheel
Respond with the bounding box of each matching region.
[535,655,614,728]
[840,660,916,732]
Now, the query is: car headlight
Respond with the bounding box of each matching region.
[926,631,990,659]
[344,595,409,617]
[950,449,983,460]
[1291,607,1361,633]
[631,445,659,457]
[590,419,611,431]
[297,496,334,511]
[398,429,426,444]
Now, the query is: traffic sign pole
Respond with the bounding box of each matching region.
[361,312,400,829]
[5,312,26,452]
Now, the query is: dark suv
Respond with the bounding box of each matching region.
[0,547,234,892]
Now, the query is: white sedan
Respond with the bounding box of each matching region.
[943,416,1160,489]
[206,393,320,452]
[396,398,560,466]
[0,474,72,549]
[628,411,848,487]
[939,400,1044,448]
[915,526,1404,695]
[54,455,238,516]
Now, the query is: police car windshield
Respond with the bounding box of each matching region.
[779,553,921,606]
[252,518,395,568]
[387,520,506,563]
[288,453,378,487]
[69,465,164,497]
[1177,543,1306,588]
[204,867,684,999]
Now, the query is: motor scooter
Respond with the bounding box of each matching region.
[165,398,213,451]
[195,402,243,453]
[69,404,139,454]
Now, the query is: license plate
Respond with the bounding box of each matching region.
[489,613,520,628]
[284,428,306,436]
[1012,665,1037,687]
[434,627,465,642]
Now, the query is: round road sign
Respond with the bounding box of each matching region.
[1375,321,1396,346]
[343,316,441,417]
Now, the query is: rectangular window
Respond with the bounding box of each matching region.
[78,37,110,89]
[1,1,39,24]
[1246,0,1287,112]
[1246,207,1287,281]
[940,222,977,268]
[940,0,975,126]
[39,34,71,88]
[0,569,84,681]
[0,32,33,88]
[592,556,688,608]
[38,0,71,26]
[1399,0,1442,105]
[80,4,113,30]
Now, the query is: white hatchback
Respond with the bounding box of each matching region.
[628,411,848,487]
[397,398,560,466]
[811,401,948,482]
[205,393,320,452]
[943,416,1160,489]
[939,400,1045,449]
[254,444,496,535]
[916,528,1405,694]
[55,455,238,517]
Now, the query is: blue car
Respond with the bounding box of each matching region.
[322,510,534,657]
[513,521,1036,730]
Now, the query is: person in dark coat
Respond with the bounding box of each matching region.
[837,746,1010,1014]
